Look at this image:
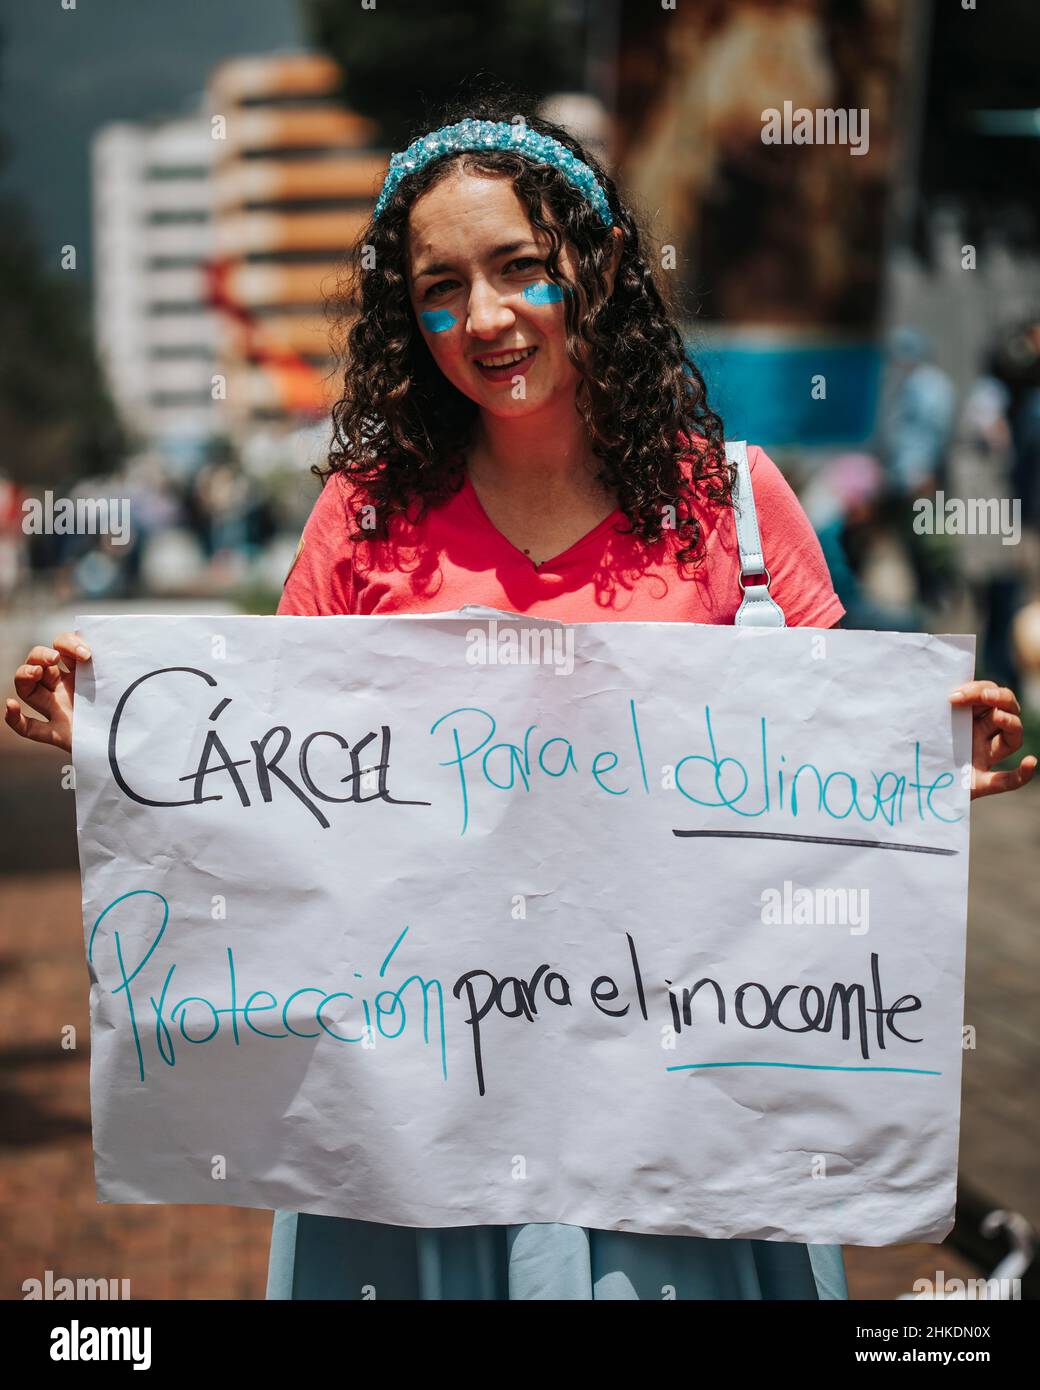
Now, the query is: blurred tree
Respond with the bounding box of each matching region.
[0,201,124,487]
[302,0,586,145]
[0,22,124,487]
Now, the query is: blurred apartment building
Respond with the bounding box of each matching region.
[92,116,218,463]
[92,52,386,460]
[206,53,384,439]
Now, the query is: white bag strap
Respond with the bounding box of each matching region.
[725,440,786,628]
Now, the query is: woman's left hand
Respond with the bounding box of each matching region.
[949,680,1037,800]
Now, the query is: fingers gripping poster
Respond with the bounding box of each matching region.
[72,613,974,1245]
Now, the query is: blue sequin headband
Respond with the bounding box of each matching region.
[373,118,614,228]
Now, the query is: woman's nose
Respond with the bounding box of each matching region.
[466,280,515,337]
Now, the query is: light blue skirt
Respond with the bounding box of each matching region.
[266,1214,848,1300]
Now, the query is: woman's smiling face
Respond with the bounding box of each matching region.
[405,169,582,417]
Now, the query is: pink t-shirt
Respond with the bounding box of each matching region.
[277,445,845,628]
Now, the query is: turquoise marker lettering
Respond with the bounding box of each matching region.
[538,737,578,777]
[90,892,447,1080]
[88,889,169,1082]
[429,700,961,831]
[629,699,649,793]
[591,749,626,794]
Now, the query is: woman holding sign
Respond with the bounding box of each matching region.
[6,98,1035,1301]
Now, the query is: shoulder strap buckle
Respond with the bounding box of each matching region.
[725,440,786,628]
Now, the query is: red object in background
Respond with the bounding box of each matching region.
[0,480,27,534]
[203,258,328,417]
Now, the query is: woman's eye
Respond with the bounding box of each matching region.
[424,280,456,300]
[506,257,542,274]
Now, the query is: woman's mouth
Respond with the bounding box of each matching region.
[472,345,538,382]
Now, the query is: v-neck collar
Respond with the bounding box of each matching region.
[458,471,625,571]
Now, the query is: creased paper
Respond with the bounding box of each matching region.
[71,614,974,1245]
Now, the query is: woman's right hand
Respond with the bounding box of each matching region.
[4,632,93,755]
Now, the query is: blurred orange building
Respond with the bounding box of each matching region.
[206,53,386,433]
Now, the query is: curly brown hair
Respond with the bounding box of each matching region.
[323,93,733,567]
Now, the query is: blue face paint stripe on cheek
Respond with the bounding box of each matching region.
[522,281,566,306]
[420,309,457,332]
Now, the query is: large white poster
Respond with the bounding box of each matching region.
[72,612,974,1245]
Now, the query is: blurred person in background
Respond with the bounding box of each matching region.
[0,474,27,608]
[189,461,279,577]
[121,454,185,595]
[881,326,958,610]
[806,451,922,632]
[949,360,1023,689]
[993,316,1040,545]
[883,326,958,495]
